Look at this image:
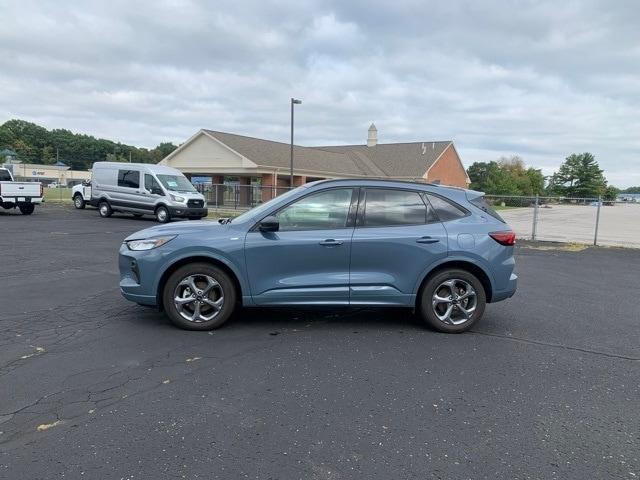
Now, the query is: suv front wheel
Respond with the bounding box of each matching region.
[162,263,236,330]
[419,269,486,333]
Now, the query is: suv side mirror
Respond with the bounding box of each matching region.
[259,216,279,232]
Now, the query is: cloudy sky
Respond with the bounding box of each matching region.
[1,0,639,186]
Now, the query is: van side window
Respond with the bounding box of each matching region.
[118,170,140,189]
[144,174,162,194]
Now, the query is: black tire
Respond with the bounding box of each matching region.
[162,262,236,330]
[155,205,170,223]
[98,201,113,218]
[418,268,486,333]
[19,204,35,215]
[73,194,86,209]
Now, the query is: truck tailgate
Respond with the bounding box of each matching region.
[0,182,42,197]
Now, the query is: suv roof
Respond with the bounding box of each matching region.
[305,178,469,193]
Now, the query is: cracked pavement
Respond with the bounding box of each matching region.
[0,204,638,479]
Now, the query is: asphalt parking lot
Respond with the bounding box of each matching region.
[1,204,638,480]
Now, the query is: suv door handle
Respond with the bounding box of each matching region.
[319,239,343,246]
[416,236,440,244]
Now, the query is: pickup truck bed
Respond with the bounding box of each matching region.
[0,167,43,215]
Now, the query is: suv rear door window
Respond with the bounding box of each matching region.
[362,188,436,226]
[425,194,467,222]
[118,170,140,189]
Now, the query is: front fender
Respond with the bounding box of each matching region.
[152,246,249,299]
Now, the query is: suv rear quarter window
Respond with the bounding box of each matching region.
[469,195,505,222]
[425,193,468,222]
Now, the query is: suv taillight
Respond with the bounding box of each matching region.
[489,231,516,246]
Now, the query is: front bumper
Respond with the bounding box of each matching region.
[490,273,517,302]
[168,206,207,218]
[119,244,161,306]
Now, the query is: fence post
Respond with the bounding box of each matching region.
[531,194,539,240]
[594,195,601,246]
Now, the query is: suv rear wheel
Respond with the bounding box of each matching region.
[162,262,236,330]
[419,268,486,333]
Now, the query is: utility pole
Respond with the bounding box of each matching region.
[290,98,302,188]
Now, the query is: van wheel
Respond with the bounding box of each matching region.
[98,201,112,218]
[73,194,85,209]
[418,269,486,333]
[155,206,170,223]
[162,263,236,330]
[19,204,35,215]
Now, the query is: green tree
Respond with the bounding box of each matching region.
[548,153,607,197]
[602,185,620,201]
[466,156,544,196]
[0,118,177,170]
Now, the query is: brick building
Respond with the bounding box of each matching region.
[160,124,469,206]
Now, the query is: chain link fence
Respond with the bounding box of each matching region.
[485,195,640,247]
[196,183,293,211]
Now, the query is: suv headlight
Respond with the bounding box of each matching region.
[170,194,185,203]
[125,235,176,251]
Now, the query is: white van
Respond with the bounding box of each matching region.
[87,162,207,223]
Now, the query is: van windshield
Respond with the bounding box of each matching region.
[156,174,197,193]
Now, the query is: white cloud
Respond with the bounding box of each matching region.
[0,0,639,186]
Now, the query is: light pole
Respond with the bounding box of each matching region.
[290,98,302,188]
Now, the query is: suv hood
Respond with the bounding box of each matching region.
[124,220,225,241]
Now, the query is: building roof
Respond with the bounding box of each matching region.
[203,130,452,179]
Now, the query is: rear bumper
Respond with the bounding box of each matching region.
[168,206,207,218]
[0,196,43,205]
[490,273,517,302]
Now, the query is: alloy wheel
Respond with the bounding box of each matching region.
[173,274,224,323]
[431,279,477,325]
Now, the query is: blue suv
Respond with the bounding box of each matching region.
[119,179,517,333]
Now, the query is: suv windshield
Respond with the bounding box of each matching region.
[469,195,505,222]
[156,174,197,193]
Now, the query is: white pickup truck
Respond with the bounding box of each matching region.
[0,167,43,215]
[71,180,92,209]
